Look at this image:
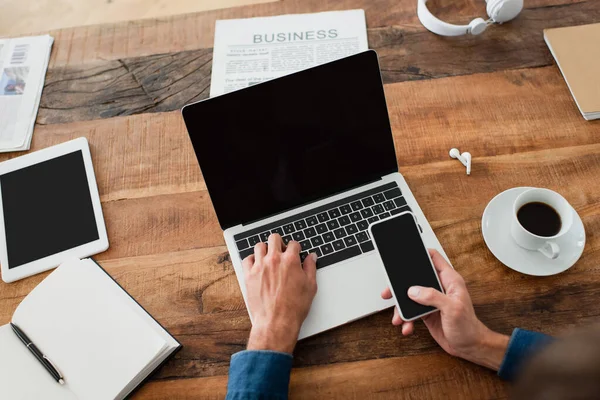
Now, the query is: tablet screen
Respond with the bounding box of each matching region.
[0,150,99,268]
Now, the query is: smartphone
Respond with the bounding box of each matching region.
[369,211,444,321]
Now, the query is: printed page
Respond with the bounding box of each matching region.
[12,258,166,400]
[210,9,368,97]
[0,324,78,400]
[0,35,53,152]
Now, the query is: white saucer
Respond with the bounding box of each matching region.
[481,187,586,276]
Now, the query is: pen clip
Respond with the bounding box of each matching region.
[43,355,65,382]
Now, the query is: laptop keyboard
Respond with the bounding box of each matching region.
[233,182,412,269]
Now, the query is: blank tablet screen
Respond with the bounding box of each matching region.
[0,150,99,268]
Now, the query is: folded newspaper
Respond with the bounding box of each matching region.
[0,35,53,152]
[210,9,368,97]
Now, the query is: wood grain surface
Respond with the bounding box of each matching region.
[1,0,600,399]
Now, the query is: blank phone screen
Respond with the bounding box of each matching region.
[371,212,442,320]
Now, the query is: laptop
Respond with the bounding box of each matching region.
[182,50,448,339]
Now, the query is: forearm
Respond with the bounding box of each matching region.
[461,328,510,371]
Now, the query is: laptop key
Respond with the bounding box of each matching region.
[283,224,295,234]
[300,240,311,251]
[339,215,351,226]
[394,196,408,208]
[292,231,305,241]
[282,235,292,244]
[328,208,341,219]
[260,231,270,242]
[236,238,249,250]
[271,227,284,236]
[368,216,379,224]
[340,204,353,215]
[346,224,358,235]
[239,248,254,260]
[311,236,324,247]
[362,197,375,207]
[373,193,386,203]
[349,212,362,222]
[380,212,391,219]
[317,212,330,222]
[383,200,395,211]
[306,216,319,226]
[360,240,375,253]
[321,243,334,255]
[360,208,373,218]
[357,220,369,231]
[315,223,328,234]
[323,232,335,243]
[294,220,307,230]
[316,245,361,269]
[355,232,369,243]
[351,201,363,211]
[344,236,357,247]
[304,227,317,238]
[248,235,261,246]
[308,248,323,257]
[332,239,346,251]
[384,187,402,200]
[334,228,347,239]
[300,252,309,262]
[327,220,340,230]
[372,204,385,214]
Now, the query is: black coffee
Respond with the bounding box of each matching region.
[517,202,562,237]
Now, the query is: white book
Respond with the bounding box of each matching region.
[0,258,181,400]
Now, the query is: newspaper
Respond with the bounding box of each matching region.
[0,35,53,152]
[210,10,368,97]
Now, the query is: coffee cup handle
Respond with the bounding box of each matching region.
[538,241,560,259]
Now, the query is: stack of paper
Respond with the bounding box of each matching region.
[0,35,53,152]
[544,23,600,121]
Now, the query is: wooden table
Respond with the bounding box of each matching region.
[1,0,599,398]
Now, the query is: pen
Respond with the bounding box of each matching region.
[10,322,65,385]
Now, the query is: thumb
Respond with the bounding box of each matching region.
[408,286,447,311]
[303,252,318,282]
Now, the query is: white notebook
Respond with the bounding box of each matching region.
[0,258,181,400]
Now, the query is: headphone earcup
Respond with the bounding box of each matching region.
[487,0,523,23]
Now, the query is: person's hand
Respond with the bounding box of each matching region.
[242,234,318,354]
[381,249,509,370]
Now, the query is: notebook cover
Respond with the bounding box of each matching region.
[544,23,600,116]
[89,258,182,399]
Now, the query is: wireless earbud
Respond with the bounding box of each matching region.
[449,148,472,175]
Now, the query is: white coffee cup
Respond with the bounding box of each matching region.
[510,188,573,259]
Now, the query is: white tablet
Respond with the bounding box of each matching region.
[0,137,109,283]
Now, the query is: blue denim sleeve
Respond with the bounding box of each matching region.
[498,328,554,381]
[226,350,293,400]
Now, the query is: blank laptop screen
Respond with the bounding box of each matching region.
[183,51,398,229]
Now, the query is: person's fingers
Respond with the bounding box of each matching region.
[285,240,301,256]
[408,286,448,311]
[428,249,452,274]
[428,248,465,291]
[267,234,284,254]
[402,321,414,336]
[254,242,267,262]
[381,287,393,300]
[303,253,318,283]
[242,254,255,277]
[392,307,403,326]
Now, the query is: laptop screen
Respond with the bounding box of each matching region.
[183,51,398,230]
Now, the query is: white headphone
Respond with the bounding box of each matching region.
[417,0,523,36]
